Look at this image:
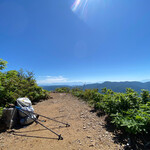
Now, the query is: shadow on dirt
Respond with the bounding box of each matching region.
[0,128,6,134]
[0,119,7,133]
[13,125,68,133]
[12,132,58,140]
[5,124,66,140]
[90,108,150,150]
[0,114,67,141]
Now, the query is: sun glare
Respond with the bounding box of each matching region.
[71,0,89,19]
[71,0,81,12]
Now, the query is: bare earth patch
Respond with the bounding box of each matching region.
[0,93,123,150]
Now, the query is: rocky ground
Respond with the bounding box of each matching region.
[0,93,123,150]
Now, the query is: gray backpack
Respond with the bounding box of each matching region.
[16,97,36,125]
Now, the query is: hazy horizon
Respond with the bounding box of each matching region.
[38,79,150,86]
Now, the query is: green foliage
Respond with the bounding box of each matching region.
[0,62,49,107]
[70,87,150,135]
[141,89,150,103]
[0,58,7,70]
[101,87,107,94]
[55,87,70,93]
[0,107,3,118]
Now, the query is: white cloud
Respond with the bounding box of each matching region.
[37,76,68,85]
[37,75,97,85]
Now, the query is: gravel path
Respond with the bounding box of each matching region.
[0,93,122,150]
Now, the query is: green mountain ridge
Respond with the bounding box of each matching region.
[42,81,150,93]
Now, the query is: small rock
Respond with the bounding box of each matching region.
[87,123,91,126]
[77,140,82,145]
[83,126,86,129]
[89,144,94,147]
[80,115,85,118]
[99,122,103,125]
[59,110,64,112]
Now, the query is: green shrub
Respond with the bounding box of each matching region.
[71,87,150,135]
[55,87,70,93]
[0,107,3,118]
[0,59,49,107]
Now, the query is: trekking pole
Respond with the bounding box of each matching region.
[20,109,70,127]
[15,106,63,140]
[32,112,70,127]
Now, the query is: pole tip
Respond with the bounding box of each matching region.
[66,124,70,127]
[58,134,63,140]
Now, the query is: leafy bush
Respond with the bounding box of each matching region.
[70,87,150,135]
[0,59,7,70]
[0,59,49,107]
[55,87,70,93]
[0,107,3,118]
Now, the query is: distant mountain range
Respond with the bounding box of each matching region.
[41,81,150,93]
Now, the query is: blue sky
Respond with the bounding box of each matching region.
[1,0,150,85]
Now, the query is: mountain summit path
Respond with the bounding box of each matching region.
[0,93,122,150]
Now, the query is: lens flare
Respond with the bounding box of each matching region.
[82,0,88,14]
[71,0,81,12]
[71,0,89,20]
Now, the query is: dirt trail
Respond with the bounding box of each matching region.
[0,93,122,150]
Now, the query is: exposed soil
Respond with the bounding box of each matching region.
[0,93,123,150]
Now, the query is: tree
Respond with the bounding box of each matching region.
[101,87,107,94]
[0,59,7,70]
[141,89,150,103]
